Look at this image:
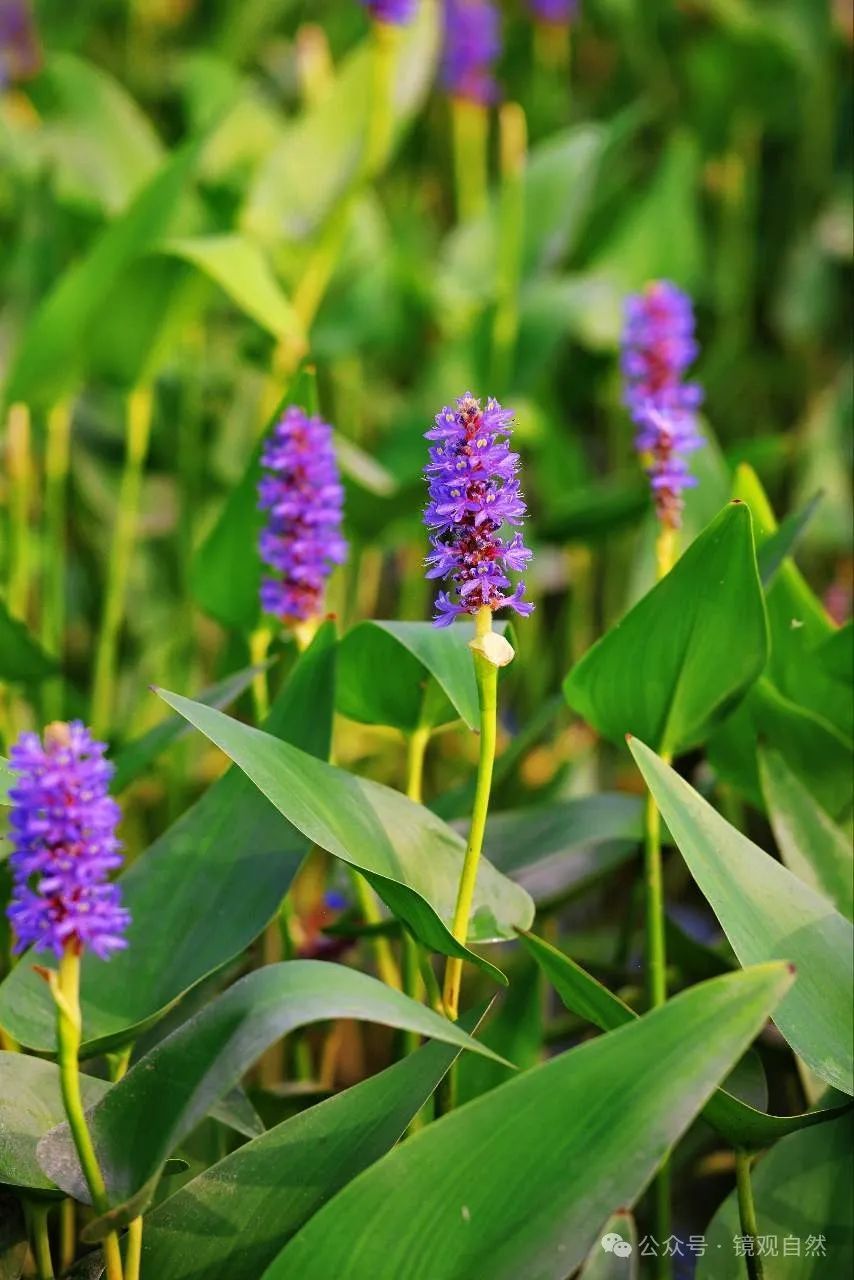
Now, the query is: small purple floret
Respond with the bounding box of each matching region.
[527,0,578,22]
[7,722,129,960]
[258,405,347,624]
[442,0,502,105]
[621,280,703,528]
[360,0,417,24]
[423,392,533,627]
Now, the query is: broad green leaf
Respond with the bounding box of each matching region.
[699,1115,854,1280]
[243,1,439,243]
[456,959,542,1106]
[4,144,199,409]
[629,739,854,1095]
[139,1016,483,1280]
[564,504,768,754]
[337,619,508,732]
[111,662,265,792]
[522,931,848,1149]
[37,962,503,1229]
[580,1211,638,1280]
[757,490,823,587]
[263,965,793,1280]
[0,625,336,1054]
[0,1053,108,1194]
[155,690,534,973]
[190,368,314,631]
[481,793,643,908]
[156,235,303,342]
[28,52,162,214]
[760,747,853,918]
[0,600,56,682]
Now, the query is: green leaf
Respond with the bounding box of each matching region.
[699,1115,854,1280]
[564,504,768,755]
[0,759,10,805]
[111,662,265,792]
[0,601,56,682]
[481,793,643,908]
[190,368,314,631]
[5,143,199,409]
[757,490,823,587]
[262,965,793,1280]
[155,689,535,979]
[156,235,303,342]
[337,620,508,732]
[629,739,854,1095]
[579,1211,638,1280]
[0,625,336,1054]
[138,1016,483,1280]
[37,962,502,1229]
[28,52,162,214]
[0,1052,108,1194]
[521,931,849,1149]
[760,747,853,919]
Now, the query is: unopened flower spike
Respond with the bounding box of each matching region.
[442,0,502,105]
[258,405,347,626]
[621,280,704,531]
[423,391,533,629]
[7,721,129,959]
[359,0,417,23]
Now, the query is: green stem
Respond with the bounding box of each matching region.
[736,1150,765,1280]
[55,946,125,1280]
[363,20,400,180]
[451,98,489,224]
[442,607,498,1021]
[91,386,154,738]
[124,1216,143,1280]
[25,1200,55,1280]
[7,402,32,621]
[59,1197,75,1273]
[490,103,526,393]
[41,402,72,722]
[349,870,401,991]
[405,726,431,805]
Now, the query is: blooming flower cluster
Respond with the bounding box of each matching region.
[621,280,703,528]
[528,0,578,23]
[424,392,533,626]
[7,722,129,959]
[360,0,417,23]
[442,0,502,105]
[258,406,347,623]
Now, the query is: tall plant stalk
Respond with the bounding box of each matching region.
[41,401,72,721]
[735,1150,765,1280]
[490,103,526,391]
[25,1200,54,1280]
[7,402,33,622]
[451,98,489,223]
[91,387,154,737]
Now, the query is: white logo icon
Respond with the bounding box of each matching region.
[601,1232,634,1258]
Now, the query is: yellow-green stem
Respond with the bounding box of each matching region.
[91,387,154,737]
[55,947,124,1280]
[124,1217,143,1280]
[349,870,401,990]
[735,1150,765,1280]
[451,98,489,223]
[7,402,32,621]
[405,726,431,804]
[442,607,498,1021]
[249,627,272,724]
[59,1198,76,1272]
[25,1200,54,1280]
[363,21,400,180]
[491,103,526,391]
[41,402,72,722]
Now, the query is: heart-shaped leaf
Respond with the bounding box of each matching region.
[37,962,503,1229]
[629,738,854,1095]
[760,747,853,919]
[0,625,335,1054]
[261,965,793,1280]
[155,689,534,976]
[521,931,849,1149]
[138,1011,485,1280]
[564,503,768,755]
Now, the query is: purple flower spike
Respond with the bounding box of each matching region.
[442,0,502,105]
[7,722,129,960]
[621,280,704,529]
[0,0,40,87]
[258,405,347,624]
[360,0,417,24]
[423,392,534,627]
[528,0,578,23]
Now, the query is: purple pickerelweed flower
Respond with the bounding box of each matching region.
[621,280,704,529]
[424,392,533,627]
[0,0,40,87]
[527,0,578,22]
[7,722,129,960]
[258,406,347,624]
[442,0,502,105]
[360,0,417,23]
